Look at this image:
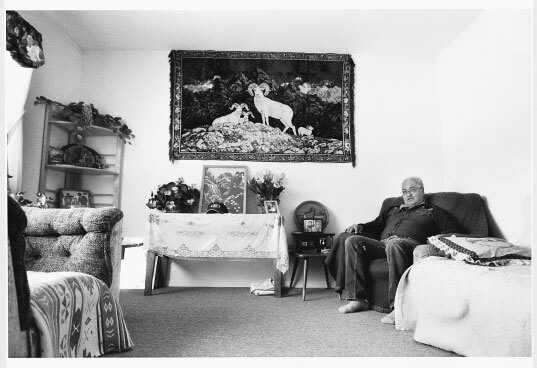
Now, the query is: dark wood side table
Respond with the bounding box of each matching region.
[121,237,143,259]
[289,251,332,301]
[292,232,335,253]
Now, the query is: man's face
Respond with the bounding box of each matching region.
[401,180,424,207]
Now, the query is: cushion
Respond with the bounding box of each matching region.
[428,235,531,266]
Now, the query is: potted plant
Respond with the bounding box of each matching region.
[146,178,200,213]
[34,96,135,144]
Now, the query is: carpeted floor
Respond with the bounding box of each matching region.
[105,287,458,357]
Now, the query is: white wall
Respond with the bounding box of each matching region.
[437,10,531,247]
[18,11,83,197]
[5,51,33,192]
[80,51,444,288]
[18,9,531,288]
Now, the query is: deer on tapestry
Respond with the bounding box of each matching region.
[247,83,297,135]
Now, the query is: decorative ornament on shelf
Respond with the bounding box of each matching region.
[247,170,285,212]
[9,191,54,208]
[146,178,200,213]
[34,96,135,144]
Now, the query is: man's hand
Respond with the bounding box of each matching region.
[345,224,363,234]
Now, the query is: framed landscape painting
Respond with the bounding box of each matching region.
[199,165,247,214]
[169,50,355,165]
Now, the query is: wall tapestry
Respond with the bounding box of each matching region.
[169,50,355,165]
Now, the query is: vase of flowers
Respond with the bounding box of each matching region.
[247,170,285,213]
[146,178,200,213]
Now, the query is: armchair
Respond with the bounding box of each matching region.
[368,192,489,312]
[8,199,133,357]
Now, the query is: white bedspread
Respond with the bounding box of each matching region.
[394,256,531,356]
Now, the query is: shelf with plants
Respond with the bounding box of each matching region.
[49,120,117,137]
[45,164,120,176]
[35,97,135,208]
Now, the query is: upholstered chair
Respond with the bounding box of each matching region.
[368,192,489,312]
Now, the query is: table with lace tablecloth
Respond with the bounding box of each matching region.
[144,212,289,297]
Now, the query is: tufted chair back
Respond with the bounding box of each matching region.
[22,207,123,298]
[380,192,489,237]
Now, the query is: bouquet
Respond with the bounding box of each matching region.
[247,170,285,207]
[146,178,200,213]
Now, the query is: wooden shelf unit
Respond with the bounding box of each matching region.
[38,104,125,208]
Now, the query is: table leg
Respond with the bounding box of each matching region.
[273,259,282,298]
[154,256,170,290]
[323,261,331,289]
[303,257,309,301]
[289,257,299,288]
[144,251,156,296]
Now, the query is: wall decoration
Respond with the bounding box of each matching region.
[199,166,247,214]
[59,189,91,208]
[169,50,355,165]
[6,11,45,68]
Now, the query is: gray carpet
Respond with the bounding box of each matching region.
[105,287,458,357]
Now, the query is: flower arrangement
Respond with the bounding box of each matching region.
[146,178,200,213]
[247,170,285,207]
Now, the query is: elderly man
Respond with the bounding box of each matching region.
[325,177,458,323]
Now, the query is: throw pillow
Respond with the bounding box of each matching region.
[427,235,531,266]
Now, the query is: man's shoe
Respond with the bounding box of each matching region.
[380,311,395,324]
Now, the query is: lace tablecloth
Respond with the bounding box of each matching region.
[145,212,289,273]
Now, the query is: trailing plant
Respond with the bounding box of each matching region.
[35,96,135,144]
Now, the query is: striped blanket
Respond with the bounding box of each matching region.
[28,271,133,357]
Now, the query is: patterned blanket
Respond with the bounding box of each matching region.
[28,271,133,357]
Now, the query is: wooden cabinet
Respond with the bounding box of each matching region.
[38,104,124,208]
[292,232,335,253]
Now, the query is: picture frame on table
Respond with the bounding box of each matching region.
[199,165,247,214]
[264,200,280,214]
[303,218,323,233]
[59,188,91,208]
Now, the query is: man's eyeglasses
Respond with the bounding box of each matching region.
[402,187,422,196]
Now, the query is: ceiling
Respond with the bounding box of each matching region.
[39,10,483,54]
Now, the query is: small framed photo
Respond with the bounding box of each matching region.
[59,189,91,208]
[303,219,323,233]
[264,200,280,214]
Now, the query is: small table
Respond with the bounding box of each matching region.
[289,251,331,301]
[121,237,144,259]
[144,212,289,298]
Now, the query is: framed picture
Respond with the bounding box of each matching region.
[59,188,91,208]
[199,166,247,214]
[303,219,323,233]
[264,200,280,214]
[169,50,355,166]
